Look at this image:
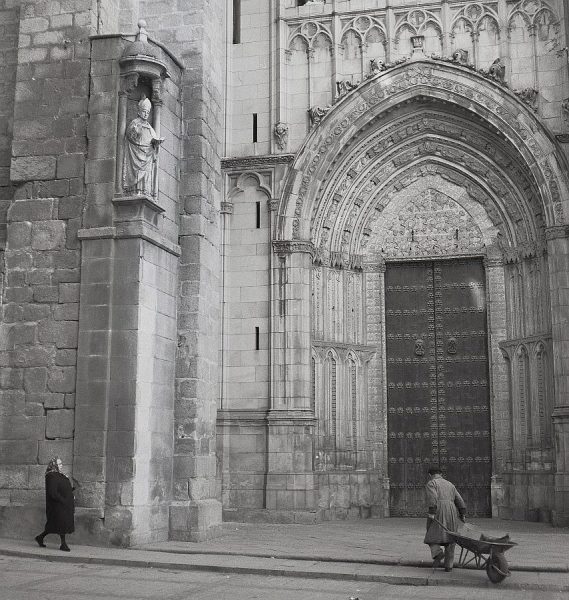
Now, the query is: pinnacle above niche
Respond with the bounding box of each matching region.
[119,20,168,82]
[122,20,158,60]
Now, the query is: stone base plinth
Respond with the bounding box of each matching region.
[222,508,318,524]
[169,499,222,542]
[0,505,44,540]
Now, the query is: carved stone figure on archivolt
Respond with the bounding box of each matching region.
[123,96,164,196]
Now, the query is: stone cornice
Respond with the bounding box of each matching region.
[266,409,316,426]
[217,410,268,425]
[77,225,181,257]
[222,154,295,170]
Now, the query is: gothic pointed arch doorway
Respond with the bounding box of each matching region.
[275,59,569,523]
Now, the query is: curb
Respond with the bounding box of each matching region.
[1,546,568,592]
[136,546,569,574]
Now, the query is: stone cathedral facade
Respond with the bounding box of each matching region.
[1,0,569,546]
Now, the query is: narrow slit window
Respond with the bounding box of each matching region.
[256,201,261,228]
[255,327,260,350]
[252,113,258,143]
[233,0,241,44]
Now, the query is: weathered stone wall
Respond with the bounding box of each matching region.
[0,0,19,247]
[137,0,225,540]
[0,0,104,536]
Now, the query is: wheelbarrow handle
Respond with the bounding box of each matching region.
[428,516,465,532]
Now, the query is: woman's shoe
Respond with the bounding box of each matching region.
[34,535,46,548]
[60,543,70,552]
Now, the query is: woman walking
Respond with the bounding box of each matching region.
[34,457,75,552]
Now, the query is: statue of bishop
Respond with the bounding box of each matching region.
[123,96,163,196]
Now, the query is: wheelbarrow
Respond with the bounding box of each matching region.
[431,518,518,583]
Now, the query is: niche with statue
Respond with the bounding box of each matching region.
[114,21,169,225]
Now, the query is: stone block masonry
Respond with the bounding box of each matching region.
[0,0,20,247]
[138,0,225,541]
[0,0,118,537]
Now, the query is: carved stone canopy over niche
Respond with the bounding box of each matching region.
[119,20,169,87]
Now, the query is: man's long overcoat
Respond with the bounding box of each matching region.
[423,474,466,545]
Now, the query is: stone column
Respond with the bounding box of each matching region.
[385,7,395,63]
[266,240,316,521]
[364,258,389,517]
[546,225,569,526]
[219,201,233,409]
[441,0,451,58]
[484,252,509,518]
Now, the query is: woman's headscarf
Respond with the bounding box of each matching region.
[45,457,61,475]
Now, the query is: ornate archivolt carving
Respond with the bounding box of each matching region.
[279,60,568,245]
[309,114,542,258]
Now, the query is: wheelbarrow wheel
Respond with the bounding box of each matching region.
[486,552,509,584]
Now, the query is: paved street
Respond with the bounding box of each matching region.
[0,555,567,600]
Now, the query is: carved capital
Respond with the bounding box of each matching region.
[268,199,279,212]
[220,201,233,215]
[545,225,569,241]
[120,72,139,95]
[151,78,163,103]
[272,240,315,257]
[484,256,504,268]
[364,258,386,273]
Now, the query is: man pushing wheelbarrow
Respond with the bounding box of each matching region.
[423,466,466,572]
[423,466,517,583]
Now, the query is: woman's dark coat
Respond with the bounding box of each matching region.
[44,471,75,534]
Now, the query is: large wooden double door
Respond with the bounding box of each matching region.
[385,259,491,517]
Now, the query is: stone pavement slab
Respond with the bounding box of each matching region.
[139,517,569,573]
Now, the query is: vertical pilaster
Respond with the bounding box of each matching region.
[484,253,509,517]
[546,225,569,526]
[386,7,395,63]
[497,0,510,76]
[441,0,451,57]
[266,240,316,520]
[219,201,233,410]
